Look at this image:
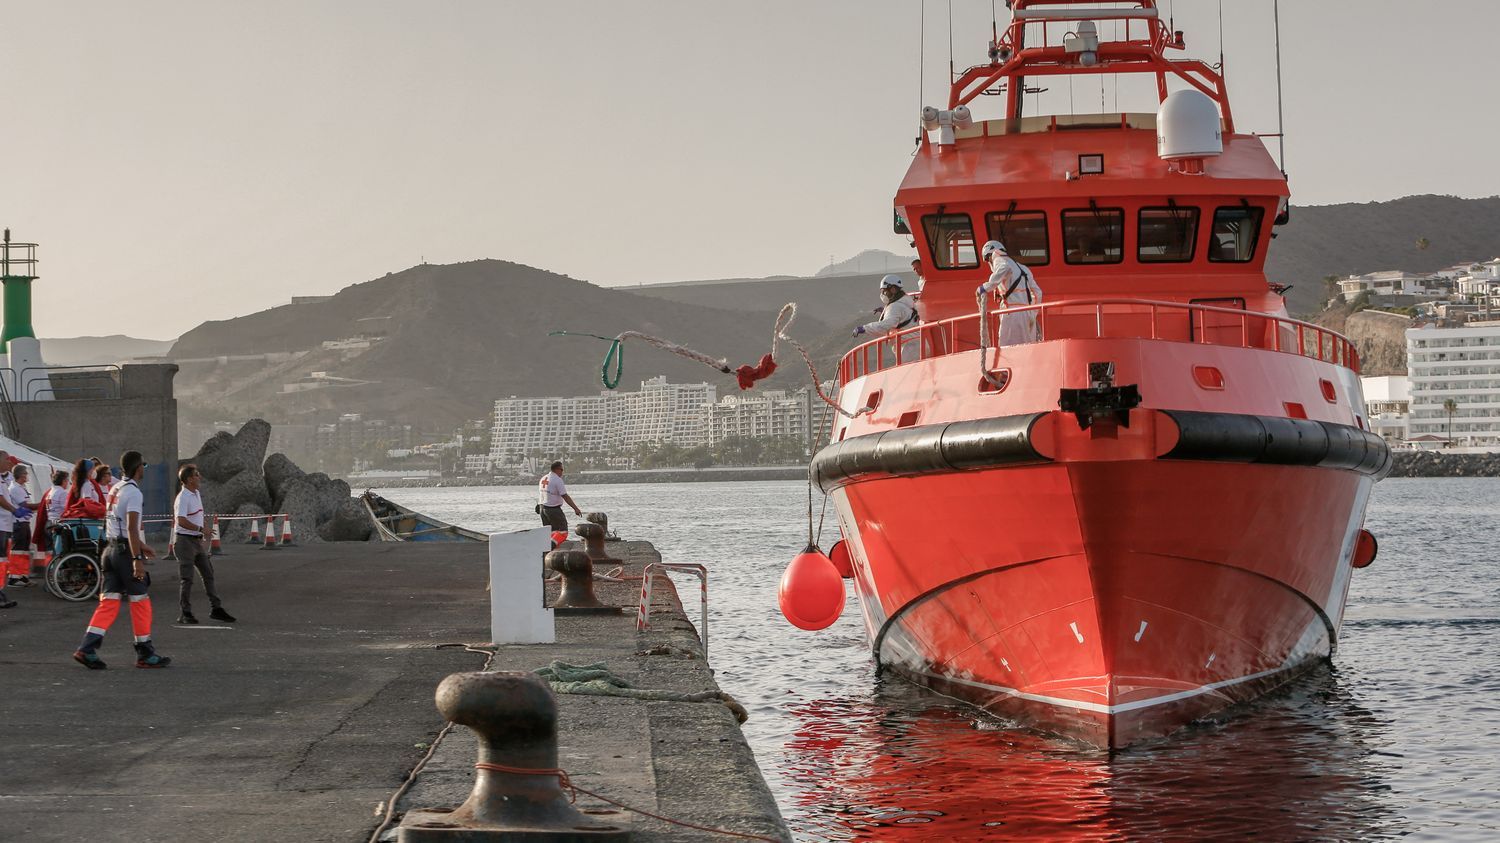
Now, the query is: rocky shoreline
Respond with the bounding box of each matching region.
[1388,450,1500,478]
[185,419,373,542]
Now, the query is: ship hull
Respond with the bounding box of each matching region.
[829,457,1372,749]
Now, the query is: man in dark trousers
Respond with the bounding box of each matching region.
[173,464,234,624]
[72,450,171,669]
[537,460,583,533]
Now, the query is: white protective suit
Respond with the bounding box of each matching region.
[861,293,920,337]
[980,255,1043,345]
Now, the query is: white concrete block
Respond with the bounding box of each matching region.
[488,527,554,644]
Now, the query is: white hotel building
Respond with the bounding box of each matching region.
[489,377,836,467]
[1406,322,1500,450]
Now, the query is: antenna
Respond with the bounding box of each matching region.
[1273,0,1287,176]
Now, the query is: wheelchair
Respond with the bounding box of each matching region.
[45,519,105,602]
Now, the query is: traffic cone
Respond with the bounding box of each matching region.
[261,516,278,550]
[211,518,224,556]
[280,515,295,546]
[246,517,261,545]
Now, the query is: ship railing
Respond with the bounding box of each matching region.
[838,297,1361,386]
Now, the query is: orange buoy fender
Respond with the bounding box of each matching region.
[1352,529,1378,569]
[828,539,854,579]
[778,544,846,630]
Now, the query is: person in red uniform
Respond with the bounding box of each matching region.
[72,451,171,670]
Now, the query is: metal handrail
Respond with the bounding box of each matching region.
[636,563,709,662]
[838,297,1362,385]
[18,365,121,402]
[25,387,113,401]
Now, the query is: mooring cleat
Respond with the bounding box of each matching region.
[73,650,107,670]
[136,654,173,669]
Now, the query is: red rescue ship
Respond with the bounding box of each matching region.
[808,0,1387,748]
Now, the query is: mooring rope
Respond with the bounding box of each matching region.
[976,291,1008,391]
[551,302,872,419]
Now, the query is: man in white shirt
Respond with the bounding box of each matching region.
[978,240,1043,346]
[6,465,35,587]
[537,461,583,534]
[173,464,233,625]
[0,453,19,606]
[72,450,171,670]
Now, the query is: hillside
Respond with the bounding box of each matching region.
[169,261,835,430]
[1268,194,1500,315]
[39,335,174,367]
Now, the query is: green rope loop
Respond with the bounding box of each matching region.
[601,339,624,390]
[548,330,626,390]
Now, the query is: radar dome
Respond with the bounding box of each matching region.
[1156,89,1222,160]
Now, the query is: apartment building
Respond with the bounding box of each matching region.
[1406,322,1500,449]
[488,377,717,464]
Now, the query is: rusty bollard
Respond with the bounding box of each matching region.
[574,522,621,567]
[397,672,630,841]
[548,549,609,611]
[584,511,618,541]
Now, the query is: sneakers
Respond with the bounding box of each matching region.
[209,607,236,623]
[72,650,107,670]
[136,654,173,669]
[177,612,199,624]
[0,598,16,609]
[6,576,30,588]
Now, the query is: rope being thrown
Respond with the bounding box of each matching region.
[551,302,872,419]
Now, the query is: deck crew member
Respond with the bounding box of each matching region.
[72,450,171,670]
[853,275,921,339]
[173,464,233,625]
[6,465,35,587]
[537,461,582,534]
[979,240,1043,346]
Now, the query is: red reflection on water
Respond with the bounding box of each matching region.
[783,697,1114,841]
[777,671,1400,842]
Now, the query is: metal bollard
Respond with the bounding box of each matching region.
[397,672,629,841]
[573,522,621,567]
[584,512,618,541]
[548,549,608,611]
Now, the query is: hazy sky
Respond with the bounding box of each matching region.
[2,1,1495,340]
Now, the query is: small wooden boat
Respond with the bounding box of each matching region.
[361,491,486,542]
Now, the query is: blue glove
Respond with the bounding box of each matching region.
[13,506,32,521]
[872,306,884,316]
[852,326,866,337]
[976,284,989,298]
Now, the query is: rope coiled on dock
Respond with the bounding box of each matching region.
[535,660,749,723]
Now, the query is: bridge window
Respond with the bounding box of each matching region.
[984,211,1049,266]
[922,213,979,269]
[1138,206,1199,263]
[1061,208,1124,264]
[1207,206,1264,263]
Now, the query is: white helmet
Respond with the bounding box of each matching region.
[879,274,904,289]
[981,240,1007,261]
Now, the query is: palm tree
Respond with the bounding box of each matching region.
[1443,398,1459,446]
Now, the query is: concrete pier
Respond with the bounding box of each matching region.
[0,540,787,842]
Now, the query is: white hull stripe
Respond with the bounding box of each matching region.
[915,663,1294,715]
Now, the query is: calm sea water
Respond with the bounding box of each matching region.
[379,479,1500,841]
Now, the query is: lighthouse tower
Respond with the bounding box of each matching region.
[0,229,50,402]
